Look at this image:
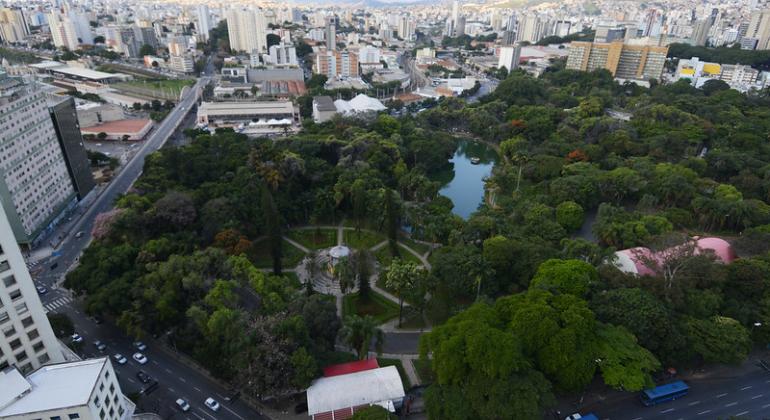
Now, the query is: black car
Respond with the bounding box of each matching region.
[140,380,159,395]
[136,370,151,384]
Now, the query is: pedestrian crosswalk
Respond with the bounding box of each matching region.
[43,296,72,313]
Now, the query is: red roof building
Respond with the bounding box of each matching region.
[322,359,379,377]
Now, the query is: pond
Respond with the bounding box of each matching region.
[438,140,498,219]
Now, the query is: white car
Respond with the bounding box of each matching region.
[71,333,83,343]
[132,352,148,364]
[133,341,147,351]
[113,354,127,365]
[176,399,190,412]
[204,397,220,411]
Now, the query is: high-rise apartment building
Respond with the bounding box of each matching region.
[0,201,63,374]
[47,96,95,201]
[498,45,521,71]
[197,4,212,41]
[226,8,267,54]
[0,73,78,245]
[517,15,543,43]
[566,41,668,82]
[325,16,337,51]
[47,10,92,51]
[314,49,359,78]
[397,15,415,40]
[746,9,770,50]
[268,42,298,66]
[691,19,712,46]
[0,357,135,419]
[0,8,29,44]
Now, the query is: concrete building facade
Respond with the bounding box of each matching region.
[566,41,668,81]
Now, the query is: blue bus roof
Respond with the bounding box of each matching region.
[643,381,689,399]
[581,415,599,420]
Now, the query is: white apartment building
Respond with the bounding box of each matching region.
[498,45,521,71]
[226,8,267,54]
[169,54,195,74]
[358,45,381,64]
[267,42,298,66]
[47,10,92,51]
[0,8,29,44]
[0,74,77,245]
[0,358,135,420]
[746,9,770,50]
[0,201,63,374]
[196,4,212,41]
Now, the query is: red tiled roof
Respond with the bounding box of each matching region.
[81,119,153,134]
[322,359,379,377]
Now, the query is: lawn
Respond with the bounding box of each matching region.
[287,228,337,250]
[343,229,386,250]
[378,358,412,390]
[413,358,435,384]
[398,236,432,256]
[374,245,422,267]
[115,79,195,100]
[248,238,306,269]
[342,291,399,324]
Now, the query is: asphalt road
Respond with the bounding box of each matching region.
[578,362,770,420]
[28,64,268,419]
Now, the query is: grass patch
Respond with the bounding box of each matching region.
[413,358,435,384]
[378,358,412,390]
[249,238,306,268]
[400,307,428,329]
[343,229,386,250]
[115,79,194,100]
[399,236,432,255]
[374,245,422,267]
[287,228,337,250]
[342,291,399,324]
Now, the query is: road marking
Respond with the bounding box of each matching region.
[197,409,217,420]
[165,368,172,373]
[189,412,205,420]
[660,408,675,414]
[193,387,201,392]
[763,403,770,409]
[735,411,749,416]
[740,386,752,390]
[716,393,728,398]
[221,404,246,420]
[688,401,701,406]
[725,402,738,407]
[126,378,135,384]
[751,394,763,399]
[179,377,186,383]
[697,410,711,415]
[169,387,176,393]
[152,360,159,365]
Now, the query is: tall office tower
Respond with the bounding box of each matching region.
[444,19,454,37]
[452,0,460,24]
[498,44,521,71]
[554,20,572,37]
[506,14,518,32]
[47,96,95,200]
[691,19,712,46]
[0,201,64,374]
[501,30,516,45]
[0,73,77,245]
[490,11,503,31]
[47,10,92,50]
[746,9,770,49]
[197,4,212,41]
[565,41,669,82]
[0,8,29,44]
[325,16,336,51]
[226,8,267,54]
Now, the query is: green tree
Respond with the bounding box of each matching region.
[685,316,751,364]
[339,315,384,359]
[555,201,585,232]
[356,250,372,299]
[139,44,155,56]
[384,259,422,327]
[595,323,660,391]
[351,406,397,420]
[529,258,597,297]
[261,184,282,275]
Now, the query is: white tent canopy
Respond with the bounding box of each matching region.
[306,366,405,416]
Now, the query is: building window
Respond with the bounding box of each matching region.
[27,329,39,340]
[8,289,21,301]
[21,316,33,328]
[109,383,115,393]
[19,363,31,374]
[2,275,15,287]
[0,261,9,273]
[68,415,81,419]
[50,416,61,420]
[38,353,49,364]
[15,302,27,314]
[0,312,7,324]
[33,341,44,352]
[9,338,21,350]
[99,409,105,420]
[15,350,27,362]
[3,325,15,337]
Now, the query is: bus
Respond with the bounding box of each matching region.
[640,380,689,406]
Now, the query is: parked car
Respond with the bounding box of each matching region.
[204,398,220,412]
[132,352,148,364]
[75,231,84,238]
[113,354,127,365]
[141,380,159,395]
[35,285,47,294]
[136,370,151,384]
[175,399,190,412]
[71,333,83,343]
[93,340,106,351]
[133,341,147,351]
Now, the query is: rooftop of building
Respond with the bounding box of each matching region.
[313,95,336,111]
[81,118,153,134]
[31,61,130,81]
[0,358,107,417]
[198,101,295,116]
[306,365,405,416]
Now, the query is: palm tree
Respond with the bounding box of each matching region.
[339,315,384,359]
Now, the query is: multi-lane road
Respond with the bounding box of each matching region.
[28,64,268,419]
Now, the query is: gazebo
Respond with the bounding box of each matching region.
[328,245,351,273]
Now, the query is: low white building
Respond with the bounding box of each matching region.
[312,96,337,123]
[334,94,387,115]
[307,365,405,419]
[0,358,135,420]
